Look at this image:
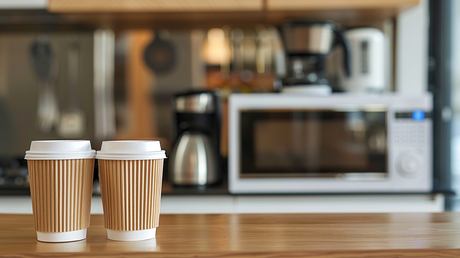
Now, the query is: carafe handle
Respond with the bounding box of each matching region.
[334,29,352,77]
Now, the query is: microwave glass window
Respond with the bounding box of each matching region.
[240,110,387,176]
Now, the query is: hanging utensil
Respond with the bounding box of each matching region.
[57,37,86,138]
[143,31,176,76]
[30,35,60,133]
[256,26,272,75]
[231,29,244,75]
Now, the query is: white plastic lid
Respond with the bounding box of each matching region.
[96,141,166,160]
[25,140,96,160]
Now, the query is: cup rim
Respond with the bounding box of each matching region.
[25,150,96,160]
[26,150,96,154]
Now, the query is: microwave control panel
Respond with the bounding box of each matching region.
[393,110,431,147]
[393,110,432,178]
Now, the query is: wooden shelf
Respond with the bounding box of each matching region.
[46,0,419,29]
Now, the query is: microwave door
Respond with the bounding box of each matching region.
[240,109,387,178]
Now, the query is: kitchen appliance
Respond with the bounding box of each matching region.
[277,20,351,95]
[228,93,432,193]
[339,28,385,92]
[0,31,115,193]
[169,91,221,185]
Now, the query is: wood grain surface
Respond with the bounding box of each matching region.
[46,0,419,30]
[267,0,419,10]
[48,0,262,12]
[1,213,460,257]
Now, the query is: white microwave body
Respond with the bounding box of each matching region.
[228,93,433,194]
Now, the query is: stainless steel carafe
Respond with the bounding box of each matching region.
[169,91,220,185]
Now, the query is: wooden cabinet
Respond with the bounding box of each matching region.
[48,0,262,12]
[47,0,419,29]
[49,0,418,12]
[267,0,419,11]
[265,0,419,27]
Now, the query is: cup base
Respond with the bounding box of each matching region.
[37,229,87,243]
[107,228,156,241]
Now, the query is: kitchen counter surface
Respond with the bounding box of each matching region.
[1,213,460,257]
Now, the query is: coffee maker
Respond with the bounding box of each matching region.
[278,20,351,95]
[169,91,221,185]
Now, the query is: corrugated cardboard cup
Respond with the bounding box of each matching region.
[96,141,166,241]
[25,140,96,243]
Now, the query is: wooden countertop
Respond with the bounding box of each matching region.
[1,213,460,257]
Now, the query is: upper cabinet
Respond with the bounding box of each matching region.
[46,0,420,29]
[267,0,418,10]
[264,0,420,27]
[48,0,262,12]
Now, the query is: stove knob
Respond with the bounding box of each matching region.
[397,153,422,177]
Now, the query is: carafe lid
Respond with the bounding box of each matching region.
[174,91,215,113]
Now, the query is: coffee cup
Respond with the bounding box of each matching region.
[25,140,96,242]
[96,140,166,241]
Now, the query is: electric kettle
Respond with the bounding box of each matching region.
[339,28,386,92]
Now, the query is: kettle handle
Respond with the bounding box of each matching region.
[334,29,352,77]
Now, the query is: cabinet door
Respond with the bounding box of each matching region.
[267,0,419,10]
[48,0,262,12]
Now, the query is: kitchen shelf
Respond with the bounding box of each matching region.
[46,0,420,29]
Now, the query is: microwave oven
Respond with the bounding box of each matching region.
[228,93,432,194]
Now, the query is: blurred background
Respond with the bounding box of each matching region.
[0,0,460,214]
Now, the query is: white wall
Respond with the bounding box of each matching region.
[395,0,429,94]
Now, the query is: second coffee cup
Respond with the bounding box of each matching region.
[96,140,166,241]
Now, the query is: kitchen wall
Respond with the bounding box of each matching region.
[0,1,444,214]
[396,0,428,94]
[450,0,460,211]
